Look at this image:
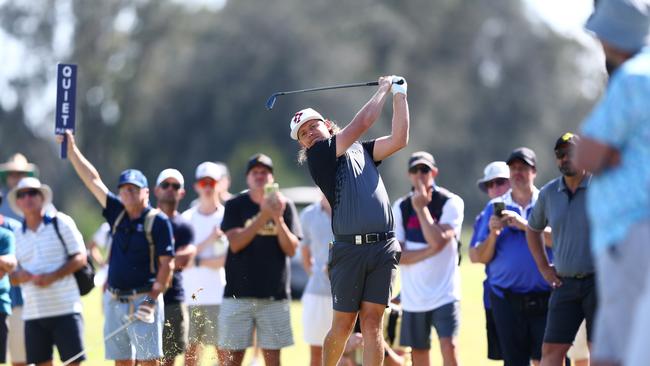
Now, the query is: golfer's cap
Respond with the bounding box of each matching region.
[586,0,650,53]
[156,168,184,188]
[118,169,148,189]
[246,153,274,174]
[289,108,324,140]
[408,151,436,170]
[195,162,226,181]
[554,132,580,150]
[477,161,510,193]
[506,147,537,168]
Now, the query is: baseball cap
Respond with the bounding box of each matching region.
[554,132,580,150]
[118,169,148,189]
[408,151,436,170]
[477,161,510,193]
[586,0,650,53]
[506,147,537,168]
[156,168,184,188]
[289,108,325,140]
[246,153,274,174]
[195,162,226,181]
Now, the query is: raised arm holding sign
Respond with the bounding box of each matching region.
[55,64,77,159]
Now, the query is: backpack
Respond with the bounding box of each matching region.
[398,188,463,265]
[51,214,96,296]
[111,208,160,274]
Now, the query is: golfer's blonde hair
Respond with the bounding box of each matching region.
[297,120,341,164]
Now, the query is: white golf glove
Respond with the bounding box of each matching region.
[391,76,407,96]
[135,299,156,324]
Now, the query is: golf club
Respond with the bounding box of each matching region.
[61,315,138,366]
[265,79,404,110]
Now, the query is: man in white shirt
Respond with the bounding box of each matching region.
[392,152,464,366]
[8,177,87,365]
[182,162,229,366]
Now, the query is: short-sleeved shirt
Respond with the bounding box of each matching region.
[0,227,15,314]
[164,214,194,304]
[1,215,22,308]
[15,213,85,320]
[221,192,302,300]
[181,205,228,305]
[306,136,394,235]
[103,193,174,290]
[528,175,593,276]
[581,47,650,254]
[475,189,552,296]
[299,201,333,297]
[393,186,464,312]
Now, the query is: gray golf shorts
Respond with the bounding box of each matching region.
[400,301,460,349]
[328,238,401,312]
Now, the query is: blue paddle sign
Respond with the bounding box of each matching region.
[55,63,77,159]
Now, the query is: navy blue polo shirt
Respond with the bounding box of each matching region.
[164,214,194,304]
[103,193,174,290]
[475,190,552,296]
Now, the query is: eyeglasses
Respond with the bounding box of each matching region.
[555,148,574,160]
[197,178,217,189]
[408,165,432,175]
[485,178,508,189]
[16,189,41,199]
[159,181,181,190]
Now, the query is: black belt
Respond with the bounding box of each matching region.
[334,231,395,245]
[107,285,152,297]
[558,272,594,280]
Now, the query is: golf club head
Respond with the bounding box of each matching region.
[265,94,278,110]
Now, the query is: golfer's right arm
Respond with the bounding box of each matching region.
[335,76,393,156]
[60,130,109,208]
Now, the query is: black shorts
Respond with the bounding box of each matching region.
[544,275,597,344]
[328,238,401,312]
[25,313,85,364]
[0,312,7,363]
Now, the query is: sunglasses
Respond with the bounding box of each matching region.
[409,165,432,175]
[197,178,217,188]
[555,148,574,160]
[485,178,508,189]
[159,181,181,190]
[16,189,41,199]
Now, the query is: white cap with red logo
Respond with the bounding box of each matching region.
[289,108,324,140]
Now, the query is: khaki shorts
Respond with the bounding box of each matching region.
[217,298,293,350]
[592,220,650,363]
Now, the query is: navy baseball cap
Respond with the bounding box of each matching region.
[246,153,274,174]
[554,132,580,150]
[506,147,537,168]
[118,169,148,188]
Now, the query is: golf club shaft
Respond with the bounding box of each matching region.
[276,81,379,96]
[61,317,136,366]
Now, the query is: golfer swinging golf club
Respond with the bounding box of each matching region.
[290,75,409,366]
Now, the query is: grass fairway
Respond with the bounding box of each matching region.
[77,258,501,365]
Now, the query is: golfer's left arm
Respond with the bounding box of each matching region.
[373,87,409,161]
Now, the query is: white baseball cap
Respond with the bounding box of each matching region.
[289,108,324,140]
[156,168,184,188]
[195,162,226,181]
[477,161,510,193]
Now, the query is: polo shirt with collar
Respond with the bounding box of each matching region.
[475,188,552,297]
[103,193,174,291]
[14,212,85,320]
[528,174,593,276]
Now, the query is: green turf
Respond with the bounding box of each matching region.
[76,258,501,365]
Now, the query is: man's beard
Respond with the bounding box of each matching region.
[559,164,577,177]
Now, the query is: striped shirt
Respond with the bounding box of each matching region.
[15,212,85,320]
